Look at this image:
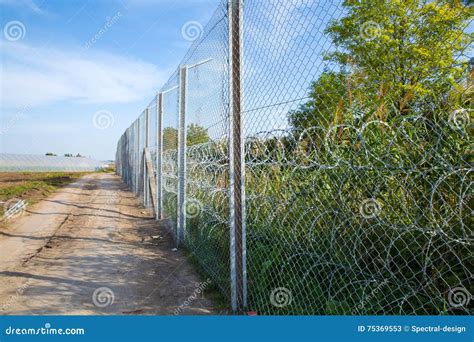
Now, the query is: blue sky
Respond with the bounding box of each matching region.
[1,0,471,161]
[0,0,220,160]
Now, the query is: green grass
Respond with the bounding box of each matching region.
[97,167,116,173]
[0,172,92,216]
[183,248,230,313]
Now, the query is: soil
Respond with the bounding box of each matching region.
[0,173,219,315]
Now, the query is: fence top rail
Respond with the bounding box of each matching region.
[161,85,179,95]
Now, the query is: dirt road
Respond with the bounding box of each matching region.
[0,173,217,315]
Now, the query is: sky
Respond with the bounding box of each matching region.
[1,0,471,161]
[0,0,220,160]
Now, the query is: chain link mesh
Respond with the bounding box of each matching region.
[161,71,180,239]
[116,0,473,315]
[183,1,231,297]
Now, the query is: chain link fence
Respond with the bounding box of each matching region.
[116,0,473,315]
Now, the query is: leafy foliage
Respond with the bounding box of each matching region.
[187,123,210,146]
[290,0,473,130]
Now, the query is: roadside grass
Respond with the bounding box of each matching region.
[183,248,230,314]
[0,172,93,219]
[97,166,116,173]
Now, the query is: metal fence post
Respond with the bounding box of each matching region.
[131,125,134,190]
[133,121,137,194]
[127,130,130,187]
[127,129,130,186]
[228,0,246,312]
[131,124,134,192]
[156,92,164,220]
[144,108,150,206]
[141,116,144,199]
[128,128,131,188]
[130,128,133,187]
[136,120,140,195]
[177,64,188,247]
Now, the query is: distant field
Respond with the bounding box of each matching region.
[0,153,107,172]
[0,172,94,219]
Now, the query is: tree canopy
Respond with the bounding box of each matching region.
[162,124,209,151]
[187,123,210,146]
[289,0,472,132]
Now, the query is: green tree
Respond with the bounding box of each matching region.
[289,71,350,132]
[162,125,209,150]
[187,123,209,146]
[163,127,178,150]
[290,0,472,130]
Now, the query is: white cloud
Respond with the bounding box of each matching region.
[0,42,167,108]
